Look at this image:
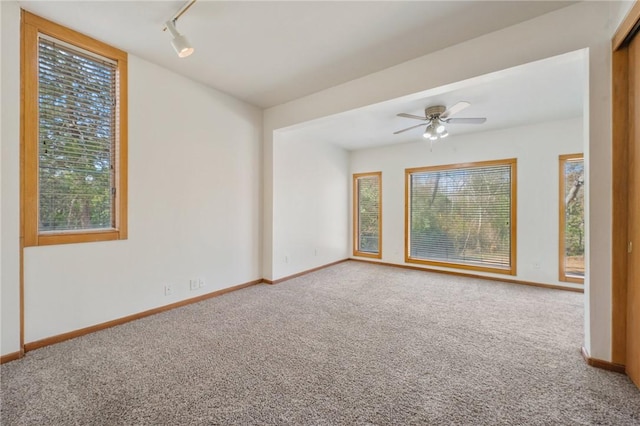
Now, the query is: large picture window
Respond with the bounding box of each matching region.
[559,154,584,283]
[22,11,128,246]
[405,159,517,274]
[353,172,382,258]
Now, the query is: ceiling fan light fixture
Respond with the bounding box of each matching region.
[394,102,486,143]
[423,125,434,139]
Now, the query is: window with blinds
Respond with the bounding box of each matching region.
[38,37,116,232]
[406,159,516,274]
[22,11,128,246]
[353,172,382,258]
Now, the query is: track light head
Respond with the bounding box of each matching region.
[166,20,194,58]
[172,34,194,58]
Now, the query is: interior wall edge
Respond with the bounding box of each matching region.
[581,346,626,374]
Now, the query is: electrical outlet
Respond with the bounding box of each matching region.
[533,262,541,269]
[284,255,289,263]
[198,278,205,288]
[314,248,318,256]
[189,279,199,291]
[164,284,173,296]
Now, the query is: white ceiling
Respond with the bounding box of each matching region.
[19,0,575,109]
[278,49,586,151]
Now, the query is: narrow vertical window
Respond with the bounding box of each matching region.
[405,159,517,275]
[559,154,584,283]
[22,11,128,246]
[353,172,382,258]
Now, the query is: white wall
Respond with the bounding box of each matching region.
[1,1,263,350]
[272,132,349,279]
[264,1,634,360]
[1,1,22,356]
[0,0,3,354]
[350,118,583,288]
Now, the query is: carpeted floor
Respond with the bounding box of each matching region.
[1,261,639,425]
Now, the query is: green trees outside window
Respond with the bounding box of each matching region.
[38,38,116,232]
[560,154,584,282]
[406,159,516,274]
[353,172,382,258]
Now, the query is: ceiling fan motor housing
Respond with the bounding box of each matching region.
[425,105,446,120]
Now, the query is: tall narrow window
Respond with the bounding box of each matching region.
[22,11,128,246]
[353,172,382,258]
[559,154,584,283]
[406,159,517,275]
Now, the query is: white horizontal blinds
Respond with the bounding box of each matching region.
[410,164,512,268]
[357,175,380,253]
[563,158,585,278]
[38,35,117,232]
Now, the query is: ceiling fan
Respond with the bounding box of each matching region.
[394,101,486,140]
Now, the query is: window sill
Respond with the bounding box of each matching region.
[353,250,382,259]
[28,229,124,247]
[559,275,584,284]
[406,256,515,276]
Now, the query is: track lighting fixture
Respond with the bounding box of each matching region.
[164,0,197,58]
[166,20,194,58]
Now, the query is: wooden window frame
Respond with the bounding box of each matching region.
[558,153,585,284]
[21,11,128,247]
[353,172,382,259]
[404,158,517,275]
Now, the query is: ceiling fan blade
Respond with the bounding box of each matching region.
[397,113,427,121]
[445,117,487,124]
[440,101,471,119]
[393,123,427,134]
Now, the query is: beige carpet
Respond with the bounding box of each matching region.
[1,261,639,425]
